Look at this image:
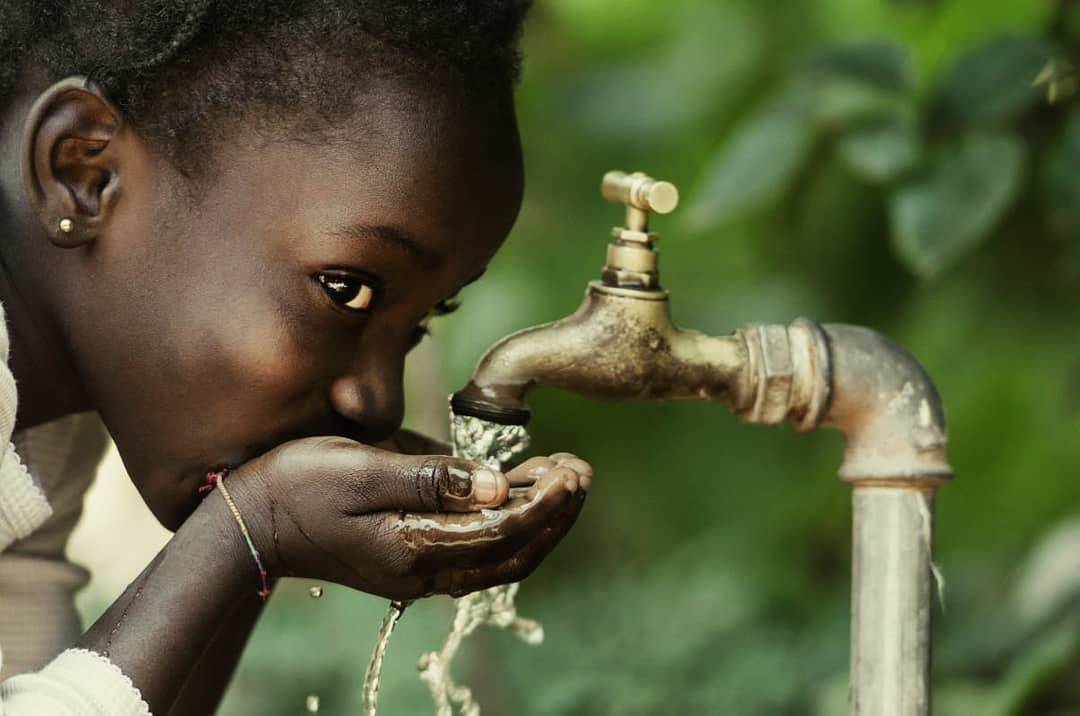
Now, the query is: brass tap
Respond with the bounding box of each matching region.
[450,169,951,485]
[451,170,752,425]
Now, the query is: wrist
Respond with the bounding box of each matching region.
[187,484,273,601]
[79,487,272,713]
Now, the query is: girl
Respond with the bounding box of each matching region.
[0,1,591,713]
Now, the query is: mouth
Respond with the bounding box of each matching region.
[197,465,235,498]
[188,434,292,512]
[152,459,248,532]
[193,441,277,500]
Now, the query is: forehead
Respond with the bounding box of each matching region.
[202,82,524,265]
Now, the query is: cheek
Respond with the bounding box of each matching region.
[90,275,324,465]
[174,287,327,406]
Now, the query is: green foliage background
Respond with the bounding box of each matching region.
[222,1,1080,713]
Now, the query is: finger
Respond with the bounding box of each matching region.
[548,453,592,491]
[433,490,587,596]
[549,452,593,478]
[505,456,556,487]
[394,468,585,569]
[527,465,578,499]
[317,441,509,514]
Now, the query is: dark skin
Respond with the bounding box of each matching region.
[0,73,592,714]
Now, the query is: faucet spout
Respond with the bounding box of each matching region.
[451,282,748,425]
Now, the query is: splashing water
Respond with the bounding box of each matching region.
[448,413,531,467]
[418,582,543,716]
[359,410,538,715]
[417,413,539,716]
[361,600,409,715]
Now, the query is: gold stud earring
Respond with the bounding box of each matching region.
[58,218,74,234]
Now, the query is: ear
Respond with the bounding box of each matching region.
[21,76,126,248]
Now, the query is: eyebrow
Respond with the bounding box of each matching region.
[329,223,445,271]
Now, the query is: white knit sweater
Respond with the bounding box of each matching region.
[0,301,151,714]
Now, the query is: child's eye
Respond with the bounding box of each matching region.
[408,322,431,349]
[408,298,461,350]
[316,273,376,311]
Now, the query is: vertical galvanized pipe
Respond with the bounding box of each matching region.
[850,486,936,716]
[732,321,949,714]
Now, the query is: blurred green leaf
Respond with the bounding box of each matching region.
[809,41,912,91]
[545,0,685,53]
[931,682,999,716]
[687,83,816,229]
[1043,110,1080,241]
[1032,59,1079,105]
[808,42,913,131]
[934,36,1061,126]
[813,77,909,129]
[991,615,1080,715]
[1063,0,1080,47]
[566,2,761,138]
[1015,517,1080,626]
[890,133,1025,277]
[838,113,921,182]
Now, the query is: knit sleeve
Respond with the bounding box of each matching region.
[0,648,151,715]
[0,302,52,552]
[0,299,147,713]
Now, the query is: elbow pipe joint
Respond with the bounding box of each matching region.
[737,319,952,484]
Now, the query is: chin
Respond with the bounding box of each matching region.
[138,469,206,532]
[148,496,193,532]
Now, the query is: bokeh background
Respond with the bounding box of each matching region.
[72,0,1080,713]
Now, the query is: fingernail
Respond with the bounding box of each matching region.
[445,466,473,498]
[472,469,499,504]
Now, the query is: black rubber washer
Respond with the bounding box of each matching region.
[450,392,531,426]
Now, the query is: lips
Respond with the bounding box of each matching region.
[189,436,291,503]
[197,466,234,497]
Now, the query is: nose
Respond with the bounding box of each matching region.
[328,355,406,444]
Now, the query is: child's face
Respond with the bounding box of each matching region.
[67,86,524,529]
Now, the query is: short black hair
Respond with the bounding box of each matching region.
[1,0,531,174]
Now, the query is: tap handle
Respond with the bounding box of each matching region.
[601,171,679,215]
[599,170,677,289]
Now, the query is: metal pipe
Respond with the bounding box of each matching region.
[820,324,949,716]
[732,321,951,716]
[457,318,951,716]
[817,324,950,484]
[451,171,952,715]
[851,486,935,716]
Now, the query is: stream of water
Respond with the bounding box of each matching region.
[360,600,409,716]
[360,411,537,716]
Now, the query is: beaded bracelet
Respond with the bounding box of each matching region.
[202,468,272,600]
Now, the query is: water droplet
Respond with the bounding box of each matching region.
[306,694,320,712]
[308,586,323,599]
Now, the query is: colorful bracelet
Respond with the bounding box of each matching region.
[203,468,272,600]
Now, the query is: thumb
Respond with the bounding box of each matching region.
[329,442,510,514]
